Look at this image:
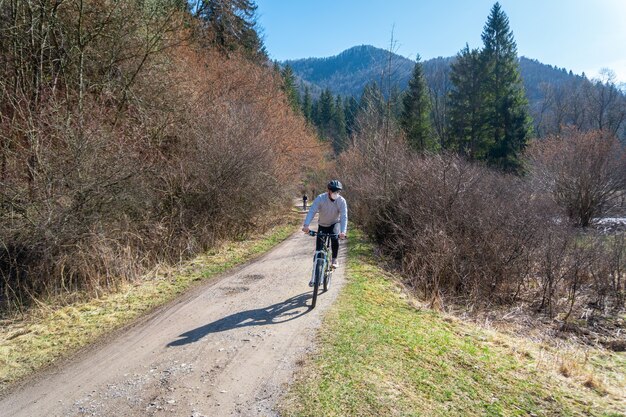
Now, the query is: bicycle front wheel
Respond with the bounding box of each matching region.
[323,263,332,292]
[311,259,324,308]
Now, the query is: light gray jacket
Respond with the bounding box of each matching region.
[303,193,348,234]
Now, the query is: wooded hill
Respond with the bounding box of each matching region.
[285,44,583,102]
[285,44,626,140]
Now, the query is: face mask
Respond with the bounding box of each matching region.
[330,192,339,200]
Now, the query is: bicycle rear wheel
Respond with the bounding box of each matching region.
[311,259,324,308]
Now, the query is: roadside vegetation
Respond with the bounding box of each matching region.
[341,138,625,333]
[282,229,626,416]
[0,0,324,315]
[0,219,298,391]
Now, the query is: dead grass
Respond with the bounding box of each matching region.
[453,302,626,407]
[583,374,608,395]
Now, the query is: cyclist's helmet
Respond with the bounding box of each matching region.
[327,180,343,192]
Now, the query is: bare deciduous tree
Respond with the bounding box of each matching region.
[529,128,626,227]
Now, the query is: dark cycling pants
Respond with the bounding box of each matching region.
[316,224,339,259]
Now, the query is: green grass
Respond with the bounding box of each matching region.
[281,229,626,417]
[0,219,298,392]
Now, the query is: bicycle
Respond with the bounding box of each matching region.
[308,230,337,308]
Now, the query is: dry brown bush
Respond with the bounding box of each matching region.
[0,1,322,313]
[528,128,626,227]
[339,128,625,319]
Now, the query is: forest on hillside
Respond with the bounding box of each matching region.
[0,0,323,313]
[285,46,626,154]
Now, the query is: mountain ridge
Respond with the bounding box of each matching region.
[283,44,586,102]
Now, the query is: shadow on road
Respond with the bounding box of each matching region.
[167,292,312,347]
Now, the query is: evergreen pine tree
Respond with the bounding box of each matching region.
[400,55,434,151]
[448,45,491,159]
[481,2,532,171]
[331,94,347,153]
[301,85,313,123]
[197,0,266,61]
[280,64,300,113]
[317,88,335,140]
[311,97,320,127]
[344,96,359,138]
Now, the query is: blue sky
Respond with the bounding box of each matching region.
[255,0,626,83]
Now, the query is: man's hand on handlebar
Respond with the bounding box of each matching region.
[302,226,310,234]
[339,232,346,240]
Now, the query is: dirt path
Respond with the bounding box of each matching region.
[0,220,345,417]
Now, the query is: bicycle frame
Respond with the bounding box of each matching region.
[312,236,331,284]
[308,231,337,308]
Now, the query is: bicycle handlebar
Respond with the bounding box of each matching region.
[308,230,346,239]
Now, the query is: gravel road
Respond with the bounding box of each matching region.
[0,220,345,417]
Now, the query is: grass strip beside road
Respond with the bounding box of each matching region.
[281,228,625,417]
[0,219,298,392]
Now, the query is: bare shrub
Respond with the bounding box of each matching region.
[528,128,626,227]
[390,155,554,306]
[0,2,322,313]
[583,234,626,312]
[340,132,625,317]
[0,97,146,305]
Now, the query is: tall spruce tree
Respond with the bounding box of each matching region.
[448,45,491,159]
[317,88,335,140]
[311,98,320,127]
[447,3,531,170]
[332,95,348,153]
[401,55,434,151]
[344,96,359,138]
[280,64,300,113]
[481,2,531,171]
[301,85,313,123]
[197,0,266,61]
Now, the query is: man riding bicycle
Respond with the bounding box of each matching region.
[302,180,348,286]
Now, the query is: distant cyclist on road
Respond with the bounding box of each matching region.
[302,180,348,284]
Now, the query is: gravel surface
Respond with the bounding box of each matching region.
[0,222,345,417]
